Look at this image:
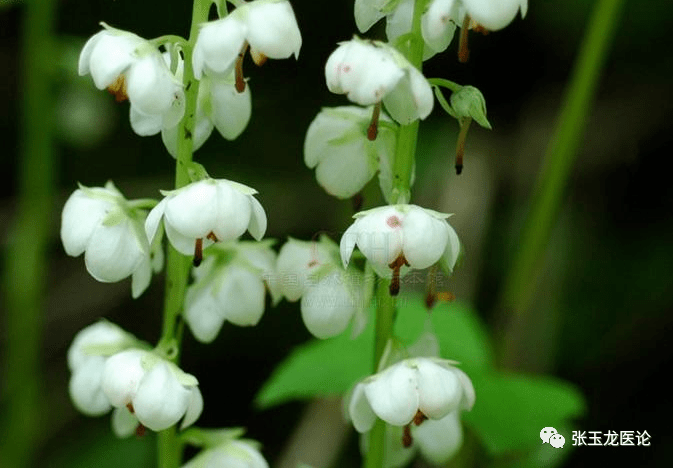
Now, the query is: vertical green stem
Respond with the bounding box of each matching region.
[157,0,210,467]
[366,2,428,468]
[0,0,56,466]
[498,0,625,360]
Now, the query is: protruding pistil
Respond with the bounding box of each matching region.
[455,117,472,174]
[458,15,472,63]
[235,42,250,93]
[388,254,410,296]
[402,423,413,448]
[367,102,382,140]
[193,238,204,267]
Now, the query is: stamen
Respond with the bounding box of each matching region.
[367,102,382,141]
[193,238,203,267]
[437,291,456,302]
[455,117,472,175]
[388,254,409,296]
[135,424,146,437]
[250,48,268,66]
[126,403,135,414]
[425,267,438,310]
[413,410,428,426]
[402,424,413,448]
[206,231,219,242]
[458,15,471,63]
[235,42,249,93]
[107,75,128,102]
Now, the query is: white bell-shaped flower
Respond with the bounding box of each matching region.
[192,0,301,80]
[61,181,161,298]
[277,237,368,339]
[340,204,460,288]
[348,357,474,432]
[325,38,433,125]
[304,106,396,199]
[184,241,280,343]
[182,440,269,468]
[67,321,139,416]
[101,349,203,432]
[145,178,267,263]
[462,0,527,31]
[161,53,252,157]
[79,23,184,136]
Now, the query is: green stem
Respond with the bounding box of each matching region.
[0,0,56,466]
[498,0,625,357]
[366,2,428,468]
[157,0,210,466]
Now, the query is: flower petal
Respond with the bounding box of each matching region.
[133,361,191,431]
[193,16,247,79]
[61,189,111,256]
[102,349,146,407]
[414,411,463,464]
[401,207,449,269]
[364,362,419,426]
[217,265,266,326]
[349,382,377,433]
[245,0,302,59]
[84,219,146,283]
[164,181,220,239]
[208,75,252,140]
[184,285,226,343]
[111,406,139,438]
[180,386,203,430]
[247,195,267,241]
[300,273,356,339]
[415,358,462,419]
[69,356,111,416]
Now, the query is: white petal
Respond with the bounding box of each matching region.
[461,0,522,31]
[364,362,419,426]
[385,0,413,45]
[84,30,142,89]
[300,274,356,339]
[245,0,302,59]
[193,17,247,79]
[354,0,388,33]
[164,181,220,240]
[339,223,359,268]
[218,265,266,326]
[414,411,463,464]
[67,321,130,371]
[162,105,213,158]
[354,206,404,268]
[349,383,377,433]
[102,349,146,407]
[383,68,433,124]
[401,207,449,269]
[131,254,152,299]
[277,238,325,301]
[210,182,253,241]
[441,221,461,273]
[84,218,146,283]
[126,54,182,116]
[422,0,458,54]
[247,196,267,241]
[415,358,462,419]
[207,76,251,140]
[180,386,203,430]
[145,197,167,246]
[303,107,363,169]
[129,105,162,136]
[184,285,226,343]
[455,368,475,410]
[111,406,139,438]
[61,189,111,256]
[69,356,111,416]
[165,221,201,256]
[133,361,191,431]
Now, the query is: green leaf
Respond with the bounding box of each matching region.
[464,372,586,455]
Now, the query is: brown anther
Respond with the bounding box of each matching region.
[206,231,219,242]
[402,424,413,448]
[413,410,428,426]
[193,238,203,267]
[135,423,146,438]
[388,254,409,296]
[473,24,490,35]
[235,42,250,93]
[107,75,128,102]
[458,15,471,63]
[425,291,437,310]
[367,102,382,141]
[437,291,456,302]
[250,48,268,66]
[126,403,135,414]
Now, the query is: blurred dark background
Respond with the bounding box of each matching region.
[1,0,672,466]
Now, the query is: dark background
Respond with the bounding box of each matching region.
[1,0,672,466]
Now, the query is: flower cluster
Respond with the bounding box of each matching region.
[67,321,203,435]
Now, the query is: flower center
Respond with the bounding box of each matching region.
[107,75,128,102]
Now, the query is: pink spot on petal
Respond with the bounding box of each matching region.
[387,216,402,228]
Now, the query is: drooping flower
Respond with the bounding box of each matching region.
[192,0,301,90]
[340,204,460,294]
[182,439,269,468]
[184,241,281,343]
[304,106,397,199]
[325,38,433,125]
[67,321,139,416]
[61,181,163,298]
[348,357,474,433]
[461,0,528,31]
[160,53,252,157]
[78,23,184,136]
[101,349,203,432]
[277,237,369,339]
[145,178,267,265]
